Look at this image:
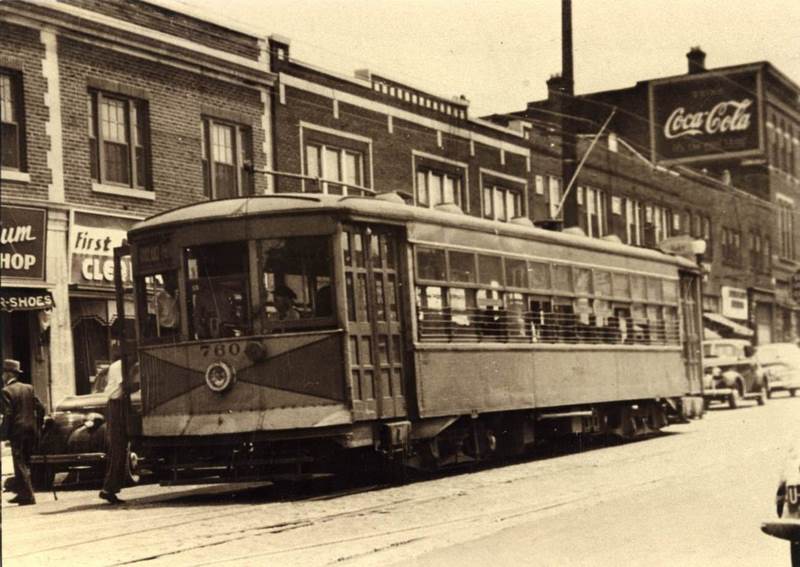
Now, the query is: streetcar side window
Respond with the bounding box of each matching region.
[412,244,680,347]
[185,241,250,340]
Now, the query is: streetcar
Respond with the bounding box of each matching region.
[112,192,704,481]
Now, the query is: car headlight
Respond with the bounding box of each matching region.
[712,366,721,377]
[83,412,105,429]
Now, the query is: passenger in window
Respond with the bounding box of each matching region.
[274,285,301,321]
[155,272,180,336]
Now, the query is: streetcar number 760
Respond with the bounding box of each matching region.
[200,343,241,357]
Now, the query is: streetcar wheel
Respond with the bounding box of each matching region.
[728,385,742,409]
[31,464,55,491]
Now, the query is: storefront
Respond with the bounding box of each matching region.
[1,205,53,409]
[750,287,777,345]
[68,211,136,395]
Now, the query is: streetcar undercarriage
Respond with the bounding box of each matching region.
[135,398,683,485]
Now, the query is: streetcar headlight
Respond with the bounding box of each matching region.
[205,361,236,393]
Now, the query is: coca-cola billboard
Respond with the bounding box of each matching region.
[649,69,763,164]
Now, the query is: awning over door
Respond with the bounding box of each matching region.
[703,312,754,338]
[0,288,55,312]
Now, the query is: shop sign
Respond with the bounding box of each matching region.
[70,224,132,287]
[650,70,762,165]
[0,206,47,280]
[721,286,748,320]
[0,289,54,312]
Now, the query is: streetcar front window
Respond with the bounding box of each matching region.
[185,241,250,340]
[257,235,334,331]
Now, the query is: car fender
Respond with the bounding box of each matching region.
[720,369,742,388]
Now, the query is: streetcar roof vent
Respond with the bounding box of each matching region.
[374,191,407,205]
[602,234,622,244]
[434,202,464,215]
[563,226,586,237]
[509,216,534,228]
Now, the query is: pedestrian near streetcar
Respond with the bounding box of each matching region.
[99,360,139,505]
[1,359,45,506]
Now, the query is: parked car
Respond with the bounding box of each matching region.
[756,342,800,398]
[702,339,767,408]
[30,363,141,490]
[762,439,800,564]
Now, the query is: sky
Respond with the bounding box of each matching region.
[172,0,800,118]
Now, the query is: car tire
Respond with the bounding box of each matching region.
[125,443,141,486]
[728,384,742,409]
[31,464,55,491]
[791,541,800,567]
[791,389,798,398]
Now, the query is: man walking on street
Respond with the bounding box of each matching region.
[1,359,45,506]
[99,359,139,504]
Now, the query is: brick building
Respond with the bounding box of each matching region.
[1,0,274,407]
[496,48,800,344]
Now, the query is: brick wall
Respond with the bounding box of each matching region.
[58,35,268,217]
[1,22,50,202]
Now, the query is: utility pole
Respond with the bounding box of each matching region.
[559,0,579,229]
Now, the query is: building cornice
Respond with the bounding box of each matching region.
[1,1,275,88]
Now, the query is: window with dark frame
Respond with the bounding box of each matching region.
[416,168,463,208]
[88,90,150,190]
[304,142,363,195]
[482,184,523,222]
[201,117,253,199]
[1,69,25,171]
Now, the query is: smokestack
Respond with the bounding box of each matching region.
[687,46,706,74]
[560,0,579,229]
[561,0,574,93]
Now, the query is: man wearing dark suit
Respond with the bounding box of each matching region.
[1,359,45,505]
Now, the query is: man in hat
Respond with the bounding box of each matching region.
[1,359,45,505]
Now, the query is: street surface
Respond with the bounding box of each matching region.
[2,394,798,567]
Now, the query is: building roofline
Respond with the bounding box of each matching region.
[140,0,266,40]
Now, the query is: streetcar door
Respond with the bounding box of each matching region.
[342,225,406,420]
[679,270,703,395]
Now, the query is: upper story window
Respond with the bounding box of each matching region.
[89,90,150,190]
[1,70,25,171]
[416,168,463,208]
[722,227,742,266]
[625,198,642,246]
[778,196,796,260]
[584,187,607,238]
[483,184,523,222]
[202,117,253,199]
[547,176,562,219]
[305,142,363,195]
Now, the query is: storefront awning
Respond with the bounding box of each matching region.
[0,288,55,312]
[703,312,754,338]
[703,327,721,340]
